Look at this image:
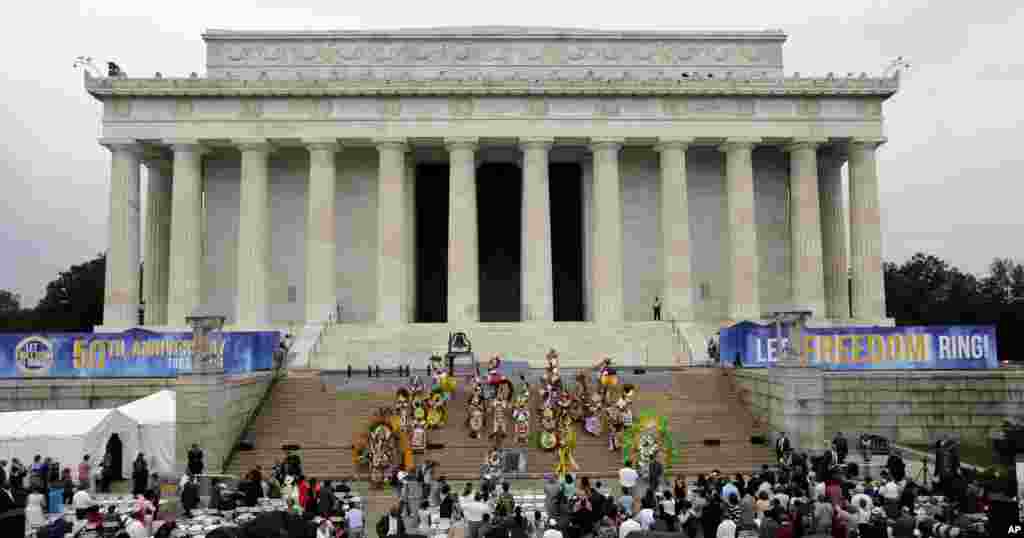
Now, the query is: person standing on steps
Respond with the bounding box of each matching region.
[652,297,662,321]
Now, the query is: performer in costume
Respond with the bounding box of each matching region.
[584,391,603,436]
[555,412,578,476]
[491,397,509,439]
[427,388,447,428]
[411,401,428,452]
[539,407,558,450]
[511,388,531,445]
[572,373,589,421]
[486,355,504,385]
[395,388,412,432]
[467,385,486,439]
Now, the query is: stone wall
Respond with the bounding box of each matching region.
[0,377,176,411]
[175,371,275,475]
[733,368,1024,447]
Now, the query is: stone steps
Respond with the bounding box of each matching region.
[229,368,773,479]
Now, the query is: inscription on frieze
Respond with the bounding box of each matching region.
[205,30,785,81]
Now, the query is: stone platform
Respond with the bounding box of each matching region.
[310,321,721,370]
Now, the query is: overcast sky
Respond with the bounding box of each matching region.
[1,1,1022,306]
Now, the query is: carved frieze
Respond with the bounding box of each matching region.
[206,39,784,82]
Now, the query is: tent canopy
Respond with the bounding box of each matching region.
[0,408,141,478]
[118,389,175,426]
[118,389,176,475]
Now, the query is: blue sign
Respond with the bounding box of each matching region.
[0,329,278,378]
[720,324,998,370]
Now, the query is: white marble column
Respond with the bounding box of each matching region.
[142,154,172,326]
[581,155,594,322]
[100,139,142,327]
[786,139,827,317]
[376,139,409,323]
[818,147,850,320]
[655,138,694,321]
[235,140,273,327]
[446,138,480,324]
[590,139,625,323]
[166,140,205,326]
[520,138,555,322]
[848,138,887,321]
[303,140,339,323]
[719,138,762,321]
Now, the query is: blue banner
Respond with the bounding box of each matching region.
[0,329,279,378]
[720,324,998,370]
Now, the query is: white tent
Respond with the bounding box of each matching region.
[118,389,175,475]
[0,408,141,479]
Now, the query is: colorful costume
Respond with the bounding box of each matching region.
[623,412,675,472]
[395,388,412,432]
[467,390,486,439]
[584,391,603,436]
[411,402,428,452]
[555,412,578,476]
[539,407,558,450]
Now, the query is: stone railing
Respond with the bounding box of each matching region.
[85,70,899,97]
[286,305,340,368]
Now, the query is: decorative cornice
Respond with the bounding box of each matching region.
[202,27,788,42]
[84,72,898,99]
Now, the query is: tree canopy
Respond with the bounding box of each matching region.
[885,254,1023,361]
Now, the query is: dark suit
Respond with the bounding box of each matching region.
[775,436,791,463]
[0,487,25,538]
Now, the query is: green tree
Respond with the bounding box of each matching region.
[33,253,106,331]
[0,290,20,315]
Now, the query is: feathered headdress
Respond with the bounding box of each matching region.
[622,409,675,466]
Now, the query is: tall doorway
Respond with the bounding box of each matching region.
[550,163,584,321]
[414,164,449,322]
[476,163,522,321]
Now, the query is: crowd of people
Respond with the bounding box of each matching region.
[0,450,162,537]
[370,445,1006,538]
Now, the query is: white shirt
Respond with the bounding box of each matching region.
[619,467,638,488]
[851,493,873,513]
[813,482,826,500]
[881,481,901,500]
[318,521,336,538]
[636,508,655,530]
[619,518,642,538]
[773,492,790,510]
[661,499,676,516]
[462,501,491,522]
[346,508,364,529]
[716,518,737,538]
[73,489,93,510]
[543,529,564,538]
[126,519,149,538]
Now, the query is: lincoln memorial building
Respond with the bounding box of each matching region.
[85,27,898,367]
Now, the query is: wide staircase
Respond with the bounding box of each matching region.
[228,367,773,481]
